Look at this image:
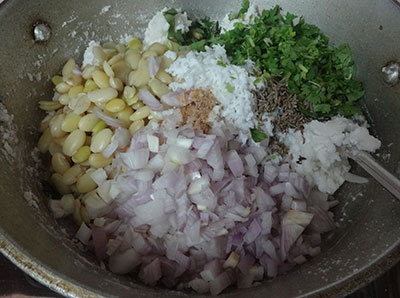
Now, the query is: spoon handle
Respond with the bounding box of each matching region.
[347,149,400,200]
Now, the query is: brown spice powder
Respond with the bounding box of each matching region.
[180,89,215,133]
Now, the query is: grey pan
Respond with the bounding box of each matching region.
[0,0,400,297]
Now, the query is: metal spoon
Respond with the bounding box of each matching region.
[347,149,400,200]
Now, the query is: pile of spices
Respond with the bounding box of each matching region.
[180,89,215,133]
[253,78,309,133]
[252,78,310,155]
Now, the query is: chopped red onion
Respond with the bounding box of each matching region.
[278,164,290,181]
[165,145,195,165]
[102,140,119,158]
[237,254,255,274]
[52,92,61,101]
[71,113,338,295]
[147,134,160,153]
[75,222,92,245]
[135,169,155,181]
[148,154,165,172]
[160,91,185,107]
[113,128,131,148]
[260,255,278,278]
[133,191,152,206]
[283,210,314,227]
[232,233,244,247]
[132,232,152,255]
[263,163,278,183]
[226,150,244,177]
[254,187,275,211]
[244,219,262,243]
[139,258,162,286]
[120,148,149,170]
[163,196,176,214]
[188,176,209,195]
[176,137,193,149]
[188,278,209,294]
[200,259,223,282]
[148,55,161,78]
[281,195,293,211]
[196,136,216,158]
[89,168,107,186]
[72,66,82,75]
[269,183,286,196]
[210,270,234,296]
[92,107,126,128]
[92,227,107,260]
[138,87,163,111]
[174,251,190,269]
[308,206,336,233]
[284,182,301,199]
[108,248,141,274]
[104,220,121,234]
[259,212,272,235]
[281,210,314,259]
[262,239,278,261]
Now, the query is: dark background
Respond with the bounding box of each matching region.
[1,254,399,298]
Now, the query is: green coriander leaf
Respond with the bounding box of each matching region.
[226,82,234,93]
[254,77,261,84]
[217,58,227,67]
[270,153,279,160]
[163,8,178,23]
[250,128,268,142]
[163,8,185,44]
[263,37,272,46]
[237,0,250,19]
[313,103,331,114]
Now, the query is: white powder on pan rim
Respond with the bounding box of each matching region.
[0,102,18,160]
[100,5,111,15]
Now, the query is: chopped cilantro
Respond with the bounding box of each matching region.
[253,77,261,85]
[236,0,250,19]
[217,6,364,118]
[217,59,227,67]
[226,82,234,93]
[168,2,365,119]
[163,9,185,44]
[250,128,268,142]
[270,153,279,160]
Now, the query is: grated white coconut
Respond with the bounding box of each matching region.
[143,8,192,49]
[220,4,259,32]
[82,40,101,67]
[174,10,192,33]
[164,50,177,61]
[280,117,381,194]
[167,45,257,141]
